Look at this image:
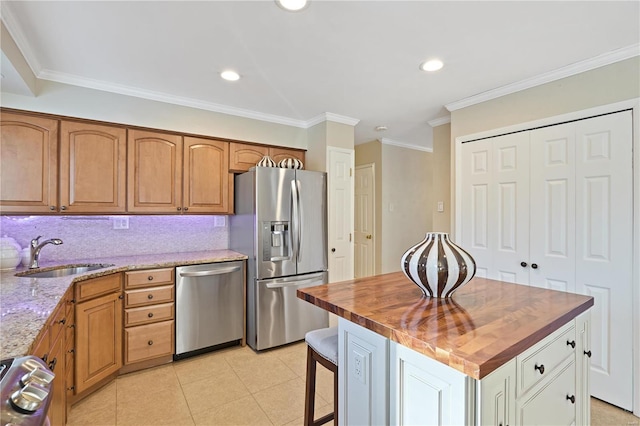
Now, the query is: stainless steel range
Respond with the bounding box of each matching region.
[0,355,55,426]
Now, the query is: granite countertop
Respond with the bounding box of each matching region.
[298,272,594,380]
[0,249,247,359]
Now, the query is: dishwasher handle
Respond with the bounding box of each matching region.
[179,266,241,278]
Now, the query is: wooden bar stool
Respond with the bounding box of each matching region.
[304,326,338,426]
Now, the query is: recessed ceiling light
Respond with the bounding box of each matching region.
[221,70,240,81]
[375,126,388,132]
[420,59,444,72]
[276,0,309,12]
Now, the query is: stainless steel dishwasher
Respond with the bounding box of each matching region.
[174,261,244,359]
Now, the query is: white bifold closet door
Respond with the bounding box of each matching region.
[459,110,633,410]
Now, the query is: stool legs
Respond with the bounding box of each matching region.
[304,345,338,426]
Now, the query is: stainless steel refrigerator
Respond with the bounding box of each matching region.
[230,167,329,351]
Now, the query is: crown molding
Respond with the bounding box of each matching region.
[428,115,451,127]
[380,137,432,153]
[306,112,360,127]
[445,43,640,112]
[0,3,42,75]
[38,69,312,128]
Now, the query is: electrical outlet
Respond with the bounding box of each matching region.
[214,216,226,227]
[353,351,366,384]
[113,217,129,230]
[437,201,444,212]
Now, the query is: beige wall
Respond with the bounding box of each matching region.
[1,80,308,149]
[355,141,432,274]
[431,123,451,233]
[450,57,640,235]
[1,22,36,95]
[355,141,383,274]
[305,122,328,172]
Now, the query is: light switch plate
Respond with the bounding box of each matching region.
[437,201,444,212]
[113,217,129,229]
[214,216,226,227]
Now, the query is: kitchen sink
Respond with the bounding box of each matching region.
[15,263,115,278]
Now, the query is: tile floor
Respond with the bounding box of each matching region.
[67,342,638,426]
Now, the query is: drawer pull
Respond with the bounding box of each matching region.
[67,386,75,391]
[148,276,154,281]
[147,294,154,300]
[58,318,66,325]
[566,395,575,404]
[48,357,57,371]
[567,340,576,348]
[68,324,75,329]
[68,349,74,354]
[534,364,545,374]
[119,294,124,299]
[148,312,154,318]
[520,262,527,267]
[148,340,154,346]
[41,354,48,363]
[584,350,592,358]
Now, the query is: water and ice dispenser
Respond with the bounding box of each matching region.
[262,221,291,262]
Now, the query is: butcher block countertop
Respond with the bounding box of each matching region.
[297,272,594,380]
[0,250,246,359]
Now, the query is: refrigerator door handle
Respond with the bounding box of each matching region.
[291,179,302,261]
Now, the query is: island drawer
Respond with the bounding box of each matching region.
[125,268,174,289]
[124,285,174,308]
[125,303,174,327]
[516,322,576,395]
[124,320,174,364]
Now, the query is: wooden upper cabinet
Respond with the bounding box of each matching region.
[229,142,306,172]
[127,130,183,213]
[270,147,305,165]
[229,142,269,172]
[0,112,59,213]
[183,137,230,213]
[60,121,126,213]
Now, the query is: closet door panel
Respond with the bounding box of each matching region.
[491,133,530,285]
[460,140,493,279]
[529,123,575,292]
[574,111,633,410]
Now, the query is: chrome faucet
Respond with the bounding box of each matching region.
[29,236,63,269]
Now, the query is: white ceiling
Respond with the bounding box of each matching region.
[1,1,639,150]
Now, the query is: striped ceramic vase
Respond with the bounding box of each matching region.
[400,232,476,298]
[278,157,304,169]
[257,155,276,167]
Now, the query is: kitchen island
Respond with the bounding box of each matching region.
[298,272,594,425]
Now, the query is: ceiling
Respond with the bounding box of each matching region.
[1,1,639,150]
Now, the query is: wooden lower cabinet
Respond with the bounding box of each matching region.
[75,274,123,395]
[28,287,74,426]
[123,268,175,371]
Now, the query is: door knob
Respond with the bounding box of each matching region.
[366,235,372,239]
[520,262,527,267]
[531,263,538,269]
[331,248,336,252]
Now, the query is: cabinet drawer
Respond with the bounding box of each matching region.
[125,303,174,327]
[76,273,122,302]
[517,359,576,425]
[124,321,174,364]
[125,268,174,289]
[125,285,174,308]
[517,322,576,395]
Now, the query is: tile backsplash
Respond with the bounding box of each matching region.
[0,215,228,263]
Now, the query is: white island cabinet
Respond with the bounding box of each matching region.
[339,311,591,426]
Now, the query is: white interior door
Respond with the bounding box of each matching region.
[574,111,633,410]
[355,164,375,278]
[529,123,576,293]
[327,147,354,284]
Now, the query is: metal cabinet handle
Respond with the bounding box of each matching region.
[184,207,189,211]
[535,364,545,374]
[531,263,538,269]
[48,357,57,371]
[58,318,66,325]
[68,349,74,354]
[177,207,182,211]
[148,275,154,281]
[366,235,372,239]
[147,294,154,300]
[584,350,592,358]
[60,206,67,210]
[49,206,55,211]
[567,340,576,348]
[566,395,575,404]
[148,340,153,346]
[118,294,124,299]
[331,248,336,252]
[520,262,527,267]
[148,312,154,318]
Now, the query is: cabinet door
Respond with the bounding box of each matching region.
[127,130,182,213]
[269,147,305,165]
[0,111,58,213]
[183,137,230,213]
[229,142,269,172]
[47,331,66,426]
[479,359,516,426]
[75,290,123,394]
[59,121,126,213]
[575,310,591,426]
